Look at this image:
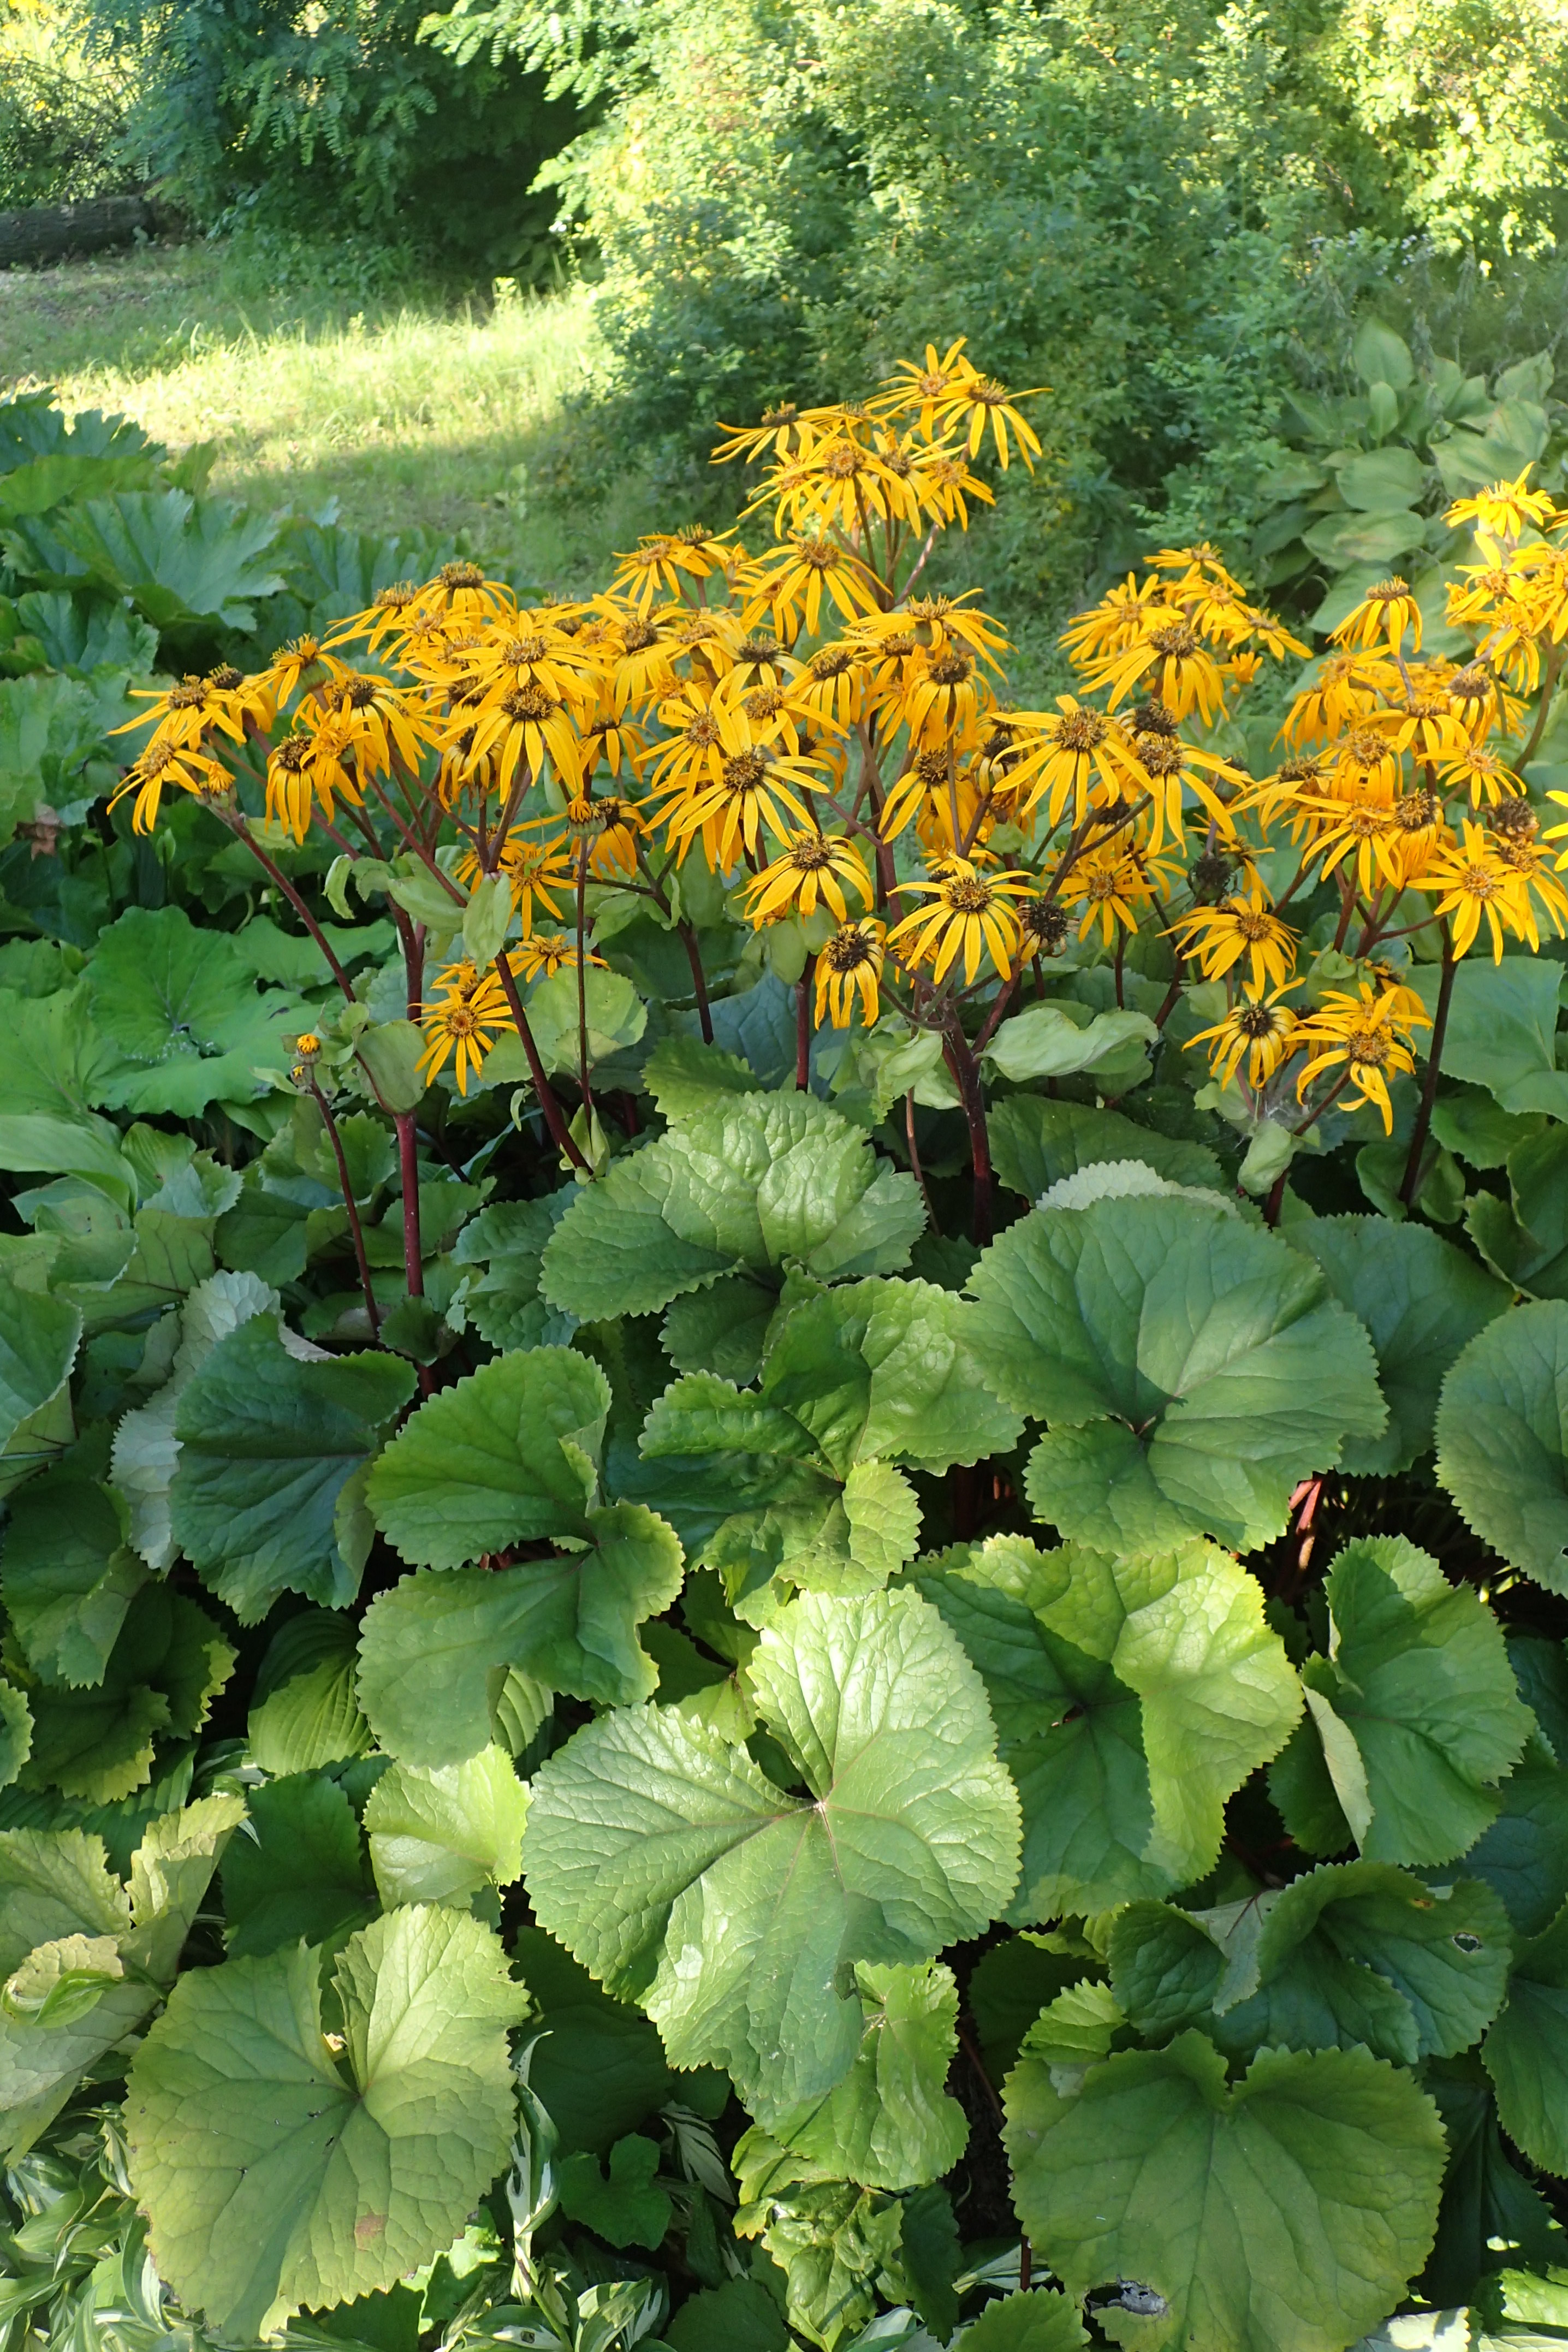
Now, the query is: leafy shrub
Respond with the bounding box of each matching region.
[7,350,1568,2352]
[420,0,1568,643]
[68,0,580,275]
[0,0,134,208]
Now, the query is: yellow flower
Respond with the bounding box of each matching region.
[1085,611,1230,726]
[1056,844,1159,946]
[1437,745,1522,809]
[1059,573,1164,667]
[662,745,819,871]
[796,643,871,730]
[265,636,328,704]
[1446,468,1559,540]
[509,934,605,982]
[422,561,515,622]
[930,369,1046,472]
[1293,984,1427,1133]
[457,679,584,797]
[309,666,438,784]
[1169,886,1298,993]
[1331,577,1422,656]
[814,919,886,1027]
[457,833,575,934]
[646,680,747,799]
[605,610,679,715]
[1189,986,1301,1090]
[1412,820,1535,960]
[610,531,734,615]
[114,668,264,754]
[1010,697,1149,830]
[743,831,872,925]
[416,966,516,1095]
[333,579,423,651]
[741,531,882,637]
[711,403,809,466]
[1280,652,1399,747]
[1446,660,1522,741]
[888,858,1035,984]
[1306,794,1404,898]
[874,339,978,436]
[566,792,645,880]
[108,730,231,833]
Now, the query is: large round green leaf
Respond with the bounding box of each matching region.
[524,1588,1019,2123]
[85,906,303,1116]
[967,1196,1385,1553]
[1003,2030,1446,2352]
[913,1534,1300,1917]
[365,1346,612,1566]
[762,1959,966,2193]
[1483,1897,1568,2178]
[169,1314,415,1622]
[126,1904,527,2339]
[1269,1536,1533,1868]
[357,1502,683,1762]
[541,1092,924,1322]
[1287,1216,1508,1475]
[1438,1300,1568,1592]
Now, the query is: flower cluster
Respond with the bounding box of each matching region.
[107,349,1568,1145]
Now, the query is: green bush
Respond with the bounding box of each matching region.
[68,0,581,275]
[421,0,1568,656]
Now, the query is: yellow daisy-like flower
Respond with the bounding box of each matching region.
[1056,843,1159,946]
[1437,745,1523,810]
[1189,985,1301,1090]
[1446,468,1559,541]
[566,792,645,880]
[265,636,329,705]
[814,919,887,1028]
[1306,794,1404,898]
[1169,886,1298,994]
[610,531,734,615]
[1280,651,1399,748]
[108,729,231,833]
[930,369,1046,472]
[1086,612,1231,726]
[114,668,263,755]
[1059,573,1165,668]
[888,858,1035,984]
[796,644,871,731]
[1293,984,1427,1133]
[457,680,584,797]
[742,530,882,638]
[509,934,606,983]
[416,965,516,1095]
[874,338,979,436]
[711,403,808,467]
[332,579,423,652]
[743,831,872,925]
[1331,577,1423,656]
[422,561,515,622]
[457,833,575,934]
[662,745,820,871]
[1412,819,1534,960]
[1010,697,1149,830]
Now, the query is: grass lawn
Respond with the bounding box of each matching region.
[0,239,667,590]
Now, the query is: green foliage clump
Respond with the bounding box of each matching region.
[66,0,580,275]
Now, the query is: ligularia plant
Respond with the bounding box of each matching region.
[3,348,1568,2352]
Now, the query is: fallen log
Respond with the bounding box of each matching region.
[0,193,180,269]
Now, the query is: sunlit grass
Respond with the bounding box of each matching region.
[0,241,655,583]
